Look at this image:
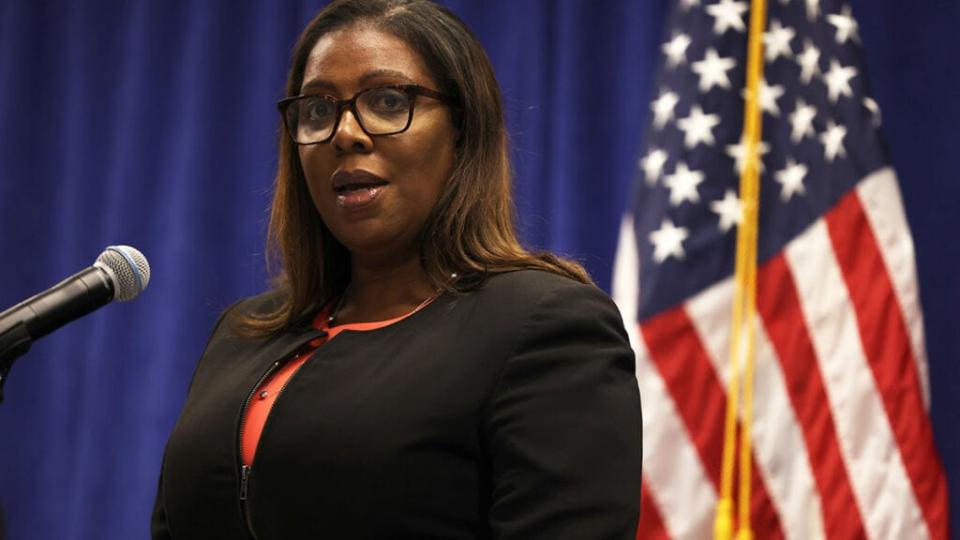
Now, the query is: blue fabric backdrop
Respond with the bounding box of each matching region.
[0,1,956,538]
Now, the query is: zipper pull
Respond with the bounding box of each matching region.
[240,465,251,501]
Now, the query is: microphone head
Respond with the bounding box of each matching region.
[95,246,151,301]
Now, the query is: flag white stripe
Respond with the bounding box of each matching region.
[750,323,826,540]
[784,219,928,540]
[686,279,826,540]
[854,167,931,410]
[612,215,715,540]
[611,214,642,332]
[634,336,717,540]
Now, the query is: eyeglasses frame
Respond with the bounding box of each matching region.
[277,84,447,145]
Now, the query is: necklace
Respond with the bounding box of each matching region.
[326,289,350,326]
[326,288,439,327]
[326,273,456,327]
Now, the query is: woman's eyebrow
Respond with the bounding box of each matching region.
[301,78,336,93]
[301,69,418,93]
[357,69,417,85]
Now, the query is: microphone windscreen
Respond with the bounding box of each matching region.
[95,246,151,301]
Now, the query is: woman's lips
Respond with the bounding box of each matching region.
[336,184,386,209]
[330,169,389,211]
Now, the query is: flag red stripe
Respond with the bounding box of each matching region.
[637,480,670,540]
[641,308,724,483]
[757,253,868,540]
[825,191,950,539]
[641,307,784,539]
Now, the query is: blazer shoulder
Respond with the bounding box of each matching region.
[204,288,293,344]
[480,269,580,294]
[489,270,629,347]
[479,269,615,310]
[232,288,290,318]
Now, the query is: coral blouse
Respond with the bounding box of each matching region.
[240,300,430,466]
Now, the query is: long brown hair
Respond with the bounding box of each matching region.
[242,0,590,334]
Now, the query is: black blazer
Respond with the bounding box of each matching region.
[152,270,642,539]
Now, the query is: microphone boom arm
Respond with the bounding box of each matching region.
[0,321,32,403]
[0,245,149,405]
[0,266,115,404]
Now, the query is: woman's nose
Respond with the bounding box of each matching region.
[331,108,373,153]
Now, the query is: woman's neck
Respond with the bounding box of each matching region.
[334,254,437,325]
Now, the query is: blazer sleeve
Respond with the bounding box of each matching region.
[483,281,642,539]
[150,460,172,540]
[150,300,242,539]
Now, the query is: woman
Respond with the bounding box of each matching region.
[152,1,641,538]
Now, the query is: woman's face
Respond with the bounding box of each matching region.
[297,24,456,263]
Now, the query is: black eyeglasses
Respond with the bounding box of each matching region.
[277,84,447,145]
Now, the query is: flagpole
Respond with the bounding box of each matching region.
[714,0,767,538]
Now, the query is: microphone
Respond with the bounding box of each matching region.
[0,245,151,402]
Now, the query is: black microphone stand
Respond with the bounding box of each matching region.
[0,321,32,404]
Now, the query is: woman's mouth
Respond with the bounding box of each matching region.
[335,183,387,209]
[331,170,389,211]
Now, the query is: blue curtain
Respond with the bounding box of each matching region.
[0,1,956,538]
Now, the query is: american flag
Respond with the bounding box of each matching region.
[611,0,950,538]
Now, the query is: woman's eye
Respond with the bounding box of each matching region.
[367,89,410,114]
[306,99,335,121]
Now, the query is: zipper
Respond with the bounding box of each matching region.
[240,464,251,500]
[235,332,325,538]
[237,359,281,539]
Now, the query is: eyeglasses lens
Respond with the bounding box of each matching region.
[287,87,413,144]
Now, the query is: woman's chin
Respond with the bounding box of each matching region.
[329,224,418,263]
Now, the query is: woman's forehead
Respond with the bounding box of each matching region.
[302,25,435,93]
